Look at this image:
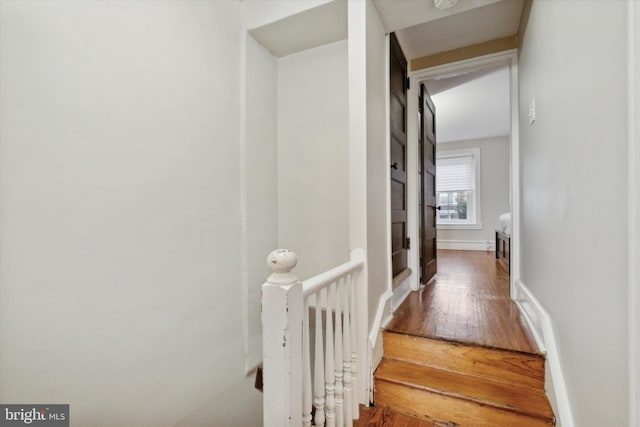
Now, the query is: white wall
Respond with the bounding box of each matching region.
[437,136,510,247]
[364,1,392,331]
[277,40,350,281]
[519,1,628,426]
[244,34,278,370]
[0,1,262,426]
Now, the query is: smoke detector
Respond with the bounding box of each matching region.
[434,0,459,10]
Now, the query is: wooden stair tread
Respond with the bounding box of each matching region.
[356,405,441,426]
[374,358,554,421]
[383,331,545,389]
[375,379,554,427]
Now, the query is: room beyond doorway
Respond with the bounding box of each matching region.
[406,50,520,297]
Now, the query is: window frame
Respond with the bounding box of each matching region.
[435,147,482,230]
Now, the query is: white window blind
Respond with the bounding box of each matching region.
[436,155,475,192]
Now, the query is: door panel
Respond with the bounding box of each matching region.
[391,223,405,252]
[392,252,407,279]
[425,208,436,240]
[391,180,405,209]
[390,95,405,135]
[390,33,408,281]
[424,173,436,207]
[420,84,437,284]
[390,137,406,174]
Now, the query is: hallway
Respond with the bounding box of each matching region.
[387,249,539,354]
[357,249,551,426]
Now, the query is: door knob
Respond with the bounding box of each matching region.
[391,162,398,170]
[436,206,442,210]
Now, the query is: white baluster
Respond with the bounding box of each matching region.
[349,273,359,419]
[302,297,312,427]
[342,276,352,425]
[334,278,344,427]
[314,289,326,427]
[325,282,336,427]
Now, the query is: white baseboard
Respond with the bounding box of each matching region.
[437,239,495,251]
[392,274,412,312]
[368,289,393,402]
[369,289,393,347]
[367,280,414,404]
[369,329,383,404]
[513,279,575,427]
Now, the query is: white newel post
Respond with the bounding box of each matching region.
[262,249,303,427]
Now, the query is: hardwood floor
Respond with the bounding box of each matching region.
[355,406,440,427]
[368,250,554,426]
[386,250,539,354]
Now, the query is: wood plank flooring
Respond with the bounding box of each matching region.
[385,250,539,354]
[355,406,440,427]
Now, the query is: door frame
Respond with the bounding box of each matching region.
[406,49,520,296]
[627,0,640,424]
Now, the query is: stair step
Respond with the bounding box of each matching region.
[383,331,545,389]
[374,358,555,427]
[356,405,441,427]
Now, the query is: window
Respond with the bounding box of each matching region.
[436,148,481,228]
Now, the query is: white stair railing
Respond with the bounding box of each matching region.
[262,248,367,427]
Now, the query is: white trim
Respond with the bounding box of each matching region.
[368,289,394,348]
[508,53,520,298]
[628,0,640,424]
[411,49,516,81]
[239,30,253,375]
[408,49,520,297]
[513,279,575,427]
[391,274,413,312]
[437,147,480,160]
[437,239,494,251]
[368,289,393,403]
[512,280,545,353]
[406,49,420,292]
[369,330,383,404]
[366,280,408,405]
[437,223,483,230]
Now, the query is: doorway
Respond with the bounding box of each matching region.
[406,51,520,296]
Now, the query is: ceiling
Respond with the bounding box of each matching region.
[425,65,510,143]
[373,0,524,60]
[371,0,519,143]
[248,0,518,144]
[249,0,524,62]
